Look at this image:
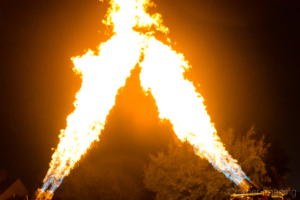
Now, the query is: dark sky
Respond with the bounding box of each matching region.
[0,0,299,193]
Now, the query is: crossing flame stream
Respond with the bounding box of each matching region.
[40,0,249,193]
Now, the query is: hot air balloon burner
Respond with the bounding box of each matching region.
[230,179,285,200]
[238,179,262,193]
[32,188,53,200]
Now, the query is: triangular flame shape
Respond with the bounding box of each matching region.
[41,0,249,193]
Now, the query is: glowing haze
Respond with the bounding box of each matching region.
[40,0,249,193]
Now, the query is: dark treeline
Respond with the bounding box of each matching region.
[50,67,289,200]
[53,66,176,200]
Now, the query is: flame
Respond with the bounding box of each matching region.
[41,0,249,193]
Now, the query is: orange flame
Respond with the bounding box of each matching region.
[41,0,249,193]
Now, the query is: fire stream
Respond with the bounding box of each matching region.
[41,0,249,193]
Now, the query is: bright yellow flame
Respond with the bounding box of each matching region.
[41,0,248,193]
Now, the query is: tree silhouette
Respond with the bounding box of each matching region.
[144,127,285,200]
[53,66,289,200]
[53,66,175,200]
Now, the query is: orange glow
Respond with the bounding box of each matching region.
[41,0,248,193]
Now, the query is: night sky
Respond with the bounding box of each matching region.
[0,0,299,193]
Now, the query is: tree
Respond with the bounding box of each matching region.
[144,140,232,200]
[53,66,174,200]
[144,127,272,200]
[219,127,290,189]
[218,127,271,186]
[54,155,147,200]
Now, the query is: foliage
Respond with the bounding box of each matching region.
[144,127,276,200]
[54,155,149,200]
[144,140,231,200]
[219,127,271,186]
[52,66,289,199]
[53,66,174,200]
[219,127,290,189]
